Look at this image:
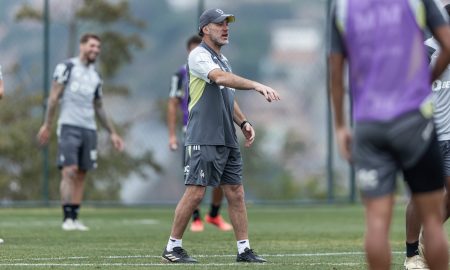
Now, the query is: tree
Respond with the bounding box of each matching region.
[10,1,161,202]
[16,0,146,89]
[241,127,300,200]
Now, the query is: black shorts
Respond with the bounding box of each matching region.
[438,140,450,177]
[184,145,242,187]
[352,110,445,198]
[57,124,98,171]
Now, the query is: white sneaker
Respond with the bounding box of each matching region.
[62,218,76,231]
[73,220,89,231]
[404,255,429,270]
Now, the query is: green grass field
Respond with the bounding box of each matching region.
[0,204,445,269]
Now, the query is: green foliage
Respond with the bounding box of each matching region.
[0,86,161,201]
[82,130,163,201]
[0,90,42,200]
[77,0,145,28]
[99,31,144,78]
[11,1,157,201]
[15,0,146,79]
[14,4,42,22]
[242,127,299,200]
[282,129,307,161]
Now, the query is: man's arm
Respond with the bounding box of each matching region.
[167,72,182,150]
[94,99,124,152]
[0,78,4,99]
[233,100,254,147]
[329,53,352,162]
[330,54,346,131]
[431,26,450,81]
[37,81,65,145]
[167,97,180,150]
[94,99,116,134]
[328,4,352,162]
[208,69,280,102]
[422,0,450,81]
[0,65,4,99]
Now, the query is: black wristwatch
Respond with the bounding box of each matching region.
[240,120,251,129]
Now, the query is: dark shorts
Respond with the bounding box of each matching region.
[438,140,450,177]
[184,145,243,187]
[57,124,98,171]
[352,110,445,198]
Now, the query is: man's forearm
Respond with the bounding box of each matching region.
[329,54,347,129]
[432,26,450,81]
[331,85,346,129]
[44,98,58,127]
[95,101,116,134]
[167,98,178,137]
[233,100,246,126]
[0,80,4,99]
[211,70,258,91]
[43,82,65,127]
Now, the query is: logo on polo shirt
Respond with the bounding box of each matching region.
[432,80,450,92]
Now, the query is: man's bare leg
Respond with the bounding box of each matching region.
[72,170,86,204]
[411,189,448,270]
[60,166,78,206]
[170,186,206,239]
[363,195,394,270]
[211,187,223,205]
[222,184,247,240]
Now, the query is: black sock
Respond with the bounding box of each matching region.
[209,204,220,218]
[71,205,80,220]
[63,204,72,221]
[192,209,201,221]
[406,241,419,257]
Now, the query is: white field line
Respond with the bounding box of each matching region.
[0,262,365,267]
[0,251,405,262]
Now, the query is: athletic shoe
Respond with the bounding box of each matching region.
[403,255,429,270]
[236,248,267,263]
[62,218,76,231]
[190,219,204,232]
[161,247,198,263]
[73,220,89,231]
[205,214,233,231]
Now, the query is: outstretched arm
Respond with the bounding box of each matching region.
[208,69,280,102]
[94,99,124,152]
[37,81,65,145]
[233,100,254,147]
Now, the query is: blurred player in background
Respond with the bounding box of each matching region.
[330,0,450,269]
[162,8,280,263]
[37,33,124,231]
[404,3,450,269]
[167,35,232,232]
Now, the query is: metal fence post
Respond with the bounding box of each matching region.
[325,0,334,203]
[42,0,50,206]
